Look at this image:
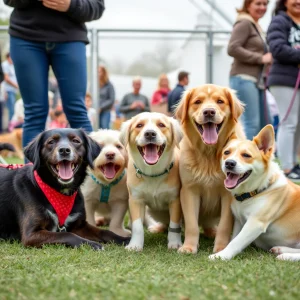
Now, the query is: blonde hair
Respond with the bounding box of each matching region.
[99,65,109,87]
[132,76,142,83]
[157,73,170,90]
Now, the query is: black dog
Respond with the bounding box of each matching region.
[0,128,129,250]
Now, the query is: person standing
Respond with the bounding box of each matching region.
[151,74,171,106]
[1,53,18,122]
[267,0,300,182]
[98,65,115,129]
[119,77,150,120]
[228,0,272,140]
[167,71,189,115]
[4,0,105,150]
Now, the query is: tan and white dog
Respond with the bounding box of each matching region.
[120,112,183,251]
[81,129,130,237]
[175,84,245,254]
[209,125,300,261]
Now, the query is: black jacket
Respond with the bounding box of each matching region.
[4,0,105,44]
[267,11,300,88]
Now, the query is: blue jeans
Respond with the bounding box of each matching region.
[230,76,271,140]
[6,91,16,121]
[99,110,111,129]
[10,36,92,148]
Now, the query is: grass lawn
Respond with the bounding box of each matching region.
[1,232,300,300]
[1,157,299,299]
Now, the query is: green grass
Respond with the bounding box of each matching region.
[1,157,299,299]
[1,232,300,300]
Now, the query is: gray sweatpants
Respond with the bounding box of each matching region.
[270,86,300,170]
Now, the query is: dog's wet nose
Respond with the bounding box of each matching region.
[106,152,115,160]
[203,108,216,118]
[144,130,157,140]
[59,147,71,157]
[225,159,236,170]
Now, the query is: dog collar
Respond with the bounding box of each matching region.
[234,178,276,202]
[89,170,126,203]
[134,161,174,178]
[34,171,77,227]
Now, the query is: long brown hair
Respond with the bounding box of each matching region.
[236,0,269,13]
[99,65,109,87]
[274,0,286,15]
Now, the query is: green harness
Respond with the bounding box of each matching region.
[90,170,126,203]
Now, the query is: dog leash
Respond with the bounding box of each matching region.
[89,170,126,203]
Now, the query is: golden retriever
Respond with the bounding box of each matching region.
[120,112,183,251]
[81,129,130,237]
[175,84,245,254]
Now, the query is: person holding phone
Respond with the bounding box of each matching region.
[4,0,105,150]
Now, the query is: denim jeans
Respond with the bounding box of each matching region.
[6,91,16,121]
[99,110,111,129]
[230,76,271,140]
[10,36,92,148]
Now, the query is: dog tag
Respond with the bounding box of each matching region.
[57,225,67,232]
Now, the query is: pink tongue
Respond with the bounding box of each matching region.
[143,144,159,165]
[58,161,73,180]
[202,123,218,145]
[224,173,240,189]
[103,163,116,179]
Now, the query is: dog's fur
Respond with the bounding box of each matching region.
[0,128,23,159]
[82,129,131,237]
[0,129,129,249]
[175,84,245,254]
[209,125,300,261]
[120,112,183,251]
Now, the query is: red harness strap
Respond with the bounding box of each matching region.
[34,171,77,226]
[0,163,32,169]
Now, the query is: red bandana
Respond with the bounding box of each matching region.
[34,171,77,226]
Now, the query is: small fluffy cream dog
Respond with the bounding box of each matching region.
[81,129,130,237]
[120,112,183,251]
[210,125,300,261]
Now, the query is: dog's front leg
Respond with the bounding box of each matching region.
[22,230,103,250]
[213,193,234,253]
[178,185,200,254]
[125,196,145,251]
[72,221,130,245]
[109,201,131,237]
[168,197,182,250]
[209,217,267,260]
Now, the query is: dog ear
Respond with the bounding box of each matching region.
[254,125,275,154]
[23,132,44,170]
[119,119,132,147]
[223,87,244,122]
[81,130,101,169]
[175,89,192,123]
[170,117,183,148]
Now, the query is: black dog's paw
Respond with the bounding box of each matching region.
[86,240,104,251]
[100,230,131,246]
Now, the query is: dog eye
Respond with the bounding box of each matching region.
[242,153,251,158]
[116,144,123,149]
[48,139,55,145]
[224,150,230,155]
[158,123,166,128]
[72,138,81,144]
[136,123,144,128]
[217,99,224,104]
[195,100,201,104]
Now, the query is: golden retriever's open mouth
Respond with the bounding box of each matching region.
[195,121,223,145]
[50,160,79,182]
[100,163,121,180]
[224,171,252,189]
[137,143,166,165]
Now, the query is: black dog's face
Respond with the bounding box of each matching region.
[24,129,101,189]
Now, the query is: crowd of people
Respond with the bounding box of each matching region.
[0,0,300,182]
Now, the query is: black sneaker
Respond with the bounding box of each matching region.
[286,164,300,183]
